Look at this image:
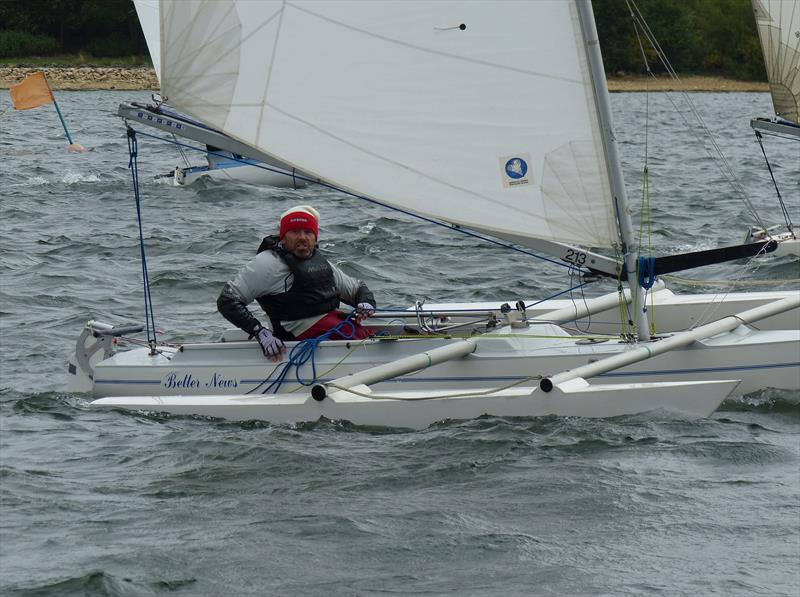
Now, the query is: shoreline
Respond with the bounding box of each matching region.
[0,66,769,93]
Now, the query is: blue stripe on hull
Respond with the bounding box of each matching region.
[95,361,799,387]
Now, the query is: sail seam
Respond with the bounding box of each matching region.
[284,1,583,85]
[164,3,283,102]
[259,1,287,146]
[164,0,239,77]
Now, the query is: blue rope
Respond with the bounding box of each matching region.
[637,256,658,290]
[256,314,361,394]
[126,128,157,347]
[129,127,593,275]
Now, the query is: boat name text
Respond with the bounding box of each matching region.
[163,372,239,389]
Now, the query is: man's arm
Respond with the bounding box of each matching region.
[217,282,263,337]
[216,252,288,336]
[331,265,376,310]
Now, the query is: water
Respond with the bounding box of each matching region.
[1,91,798,595]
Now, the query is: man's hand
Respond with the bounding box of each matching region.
[355,302,376,323]
[255,326,284,360]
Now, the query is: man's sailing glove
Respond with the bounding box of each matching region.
[355,302,376,322]
[255,326,284,359]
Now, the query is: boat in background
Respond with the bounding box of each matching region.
[746,0,799,256]
[69,0,800,428]
[130,0,309,188]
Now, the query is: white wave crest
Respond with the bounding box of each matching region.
[62,171,101,184]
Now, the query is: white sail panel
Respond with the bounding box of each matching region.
[161,0,618,249]
[133,0,161,82]
[753,0,800,123]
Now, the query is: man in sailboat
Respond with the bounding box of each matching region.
[217,205,376,359]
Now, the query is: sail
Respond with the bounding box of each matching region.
[134,0,161,83]
[753,0,800,124]
[159,0,619,249]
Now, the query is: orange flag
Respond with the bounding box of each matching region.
[10,71,54,110]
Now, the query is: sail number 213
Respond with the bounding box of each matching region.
[564,249,587,266]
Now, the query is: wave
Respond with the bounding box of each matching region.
[3,570,196,597]
[722,389,800,415]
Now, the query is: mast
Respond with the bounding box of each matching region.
[576,0,651,341]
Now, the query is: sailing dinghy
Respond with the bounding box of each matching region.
[746,0,799,256]
[72,0,800,428]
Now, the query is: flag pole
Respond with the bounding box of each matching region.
[51,97,74,144]
[42,76,86,153]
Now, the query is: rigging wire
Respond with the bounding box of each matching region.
[680,241,774,330]
[126,127,158,352]
[624,0,787,335]
[624,0,770,233]
[753,130,794,233]
[567,266,593,333]
[172,132,192,168]
[630,13,658,335]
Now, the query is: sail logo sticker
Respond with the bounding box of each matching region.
[500,154,531,187]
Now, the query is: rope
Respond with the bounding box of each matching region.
[250,313,365,394]
[613,245,636,339]
[562,267,592,333]
[637,256,658,289]
[247,323,616,397]
[754,130,794,233]
[126,128,158,351]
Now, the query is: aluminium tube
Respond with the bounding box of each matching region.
[540,294,800,391]
[311,338,477,400]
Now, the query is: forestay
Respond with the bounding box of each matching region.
[159,0,619,250]
[753,0,800,124]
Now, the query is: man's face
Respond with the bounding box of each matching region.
[282,228,316,259]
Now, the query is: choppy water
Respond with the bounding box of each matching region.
[1,90,798,595]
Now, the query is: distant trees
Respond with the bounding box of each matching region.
[593,0,766,80]
[0,0,147,59]
[0,0,768,80]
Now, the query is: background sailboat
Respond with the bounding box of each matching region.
[751,0,800,134]
[130,0,308,188]
[746,0,799,255]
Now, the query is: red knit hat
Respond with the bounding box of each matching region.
[279,205,319,239]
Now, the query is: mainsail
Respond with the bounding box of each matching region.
[159,0,620,250]
[753,0,800,124]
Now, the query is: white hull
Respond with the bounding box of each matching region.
[174,159,309,188]
[745,227,799,257]
[80,323,799,399]
[92,378,740,430]
[70,289,800,427]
